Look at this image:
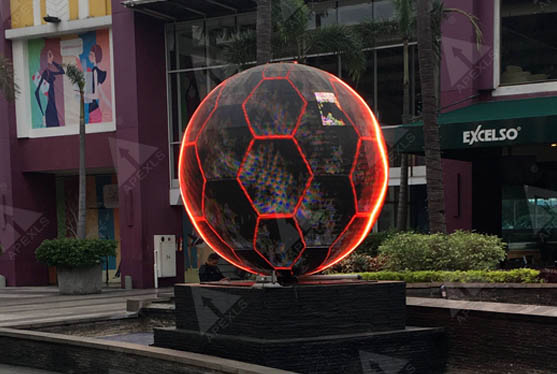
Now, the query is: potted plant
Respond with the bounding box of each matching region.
[36,238,117,295]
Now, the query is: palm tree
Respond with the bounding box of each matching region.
[256,0,272,65]
[65,64,87,239]
[0,55,19,102]
[416,0,483,233]
[393,0,413,231]
[229,0,366,81]
[417,0,445,233]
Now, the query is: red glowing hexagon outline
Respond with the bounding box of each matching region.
[305,72,389,275]
[253,216,307,271]
[179,63,388,276]
[242,76,308,138]
[236,138,313,218]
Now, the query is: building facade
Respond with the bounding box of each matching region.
[0,0,555,286]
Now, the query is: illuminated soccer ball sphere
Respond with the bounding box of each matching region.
[179,63,388,277]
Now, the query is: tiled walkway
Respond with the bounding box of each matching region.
[0,286,172,328]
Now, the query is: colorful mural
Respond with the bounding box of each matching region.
[28,29,113,129]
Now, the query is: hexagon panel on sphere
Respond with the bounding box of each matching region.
[295,104,359,176]
[352,139,387,213]
[296,176,355,247]
[322,216,370,268]
[195,219,245,269]
[179,62,388,276]
[263,63,292,78]
[180,145,204,218]
[292,247,330,276]
[197,105,252,180]
[204,180,258,251]
[243,79,306,136]
[238,139,312,216]
[330,80,375,138]
[185,84,223,143]
[255,218,305,268]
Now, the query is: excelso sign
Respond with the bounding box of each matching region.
[462,124,521,146]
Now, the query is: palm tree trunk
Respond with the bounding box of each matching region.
[417,0,446,233]
[256,0,272,65]
[77,90,87,239]
[396,38,411,231]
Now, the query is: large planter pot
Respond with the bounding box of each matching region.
[57,264,102,295]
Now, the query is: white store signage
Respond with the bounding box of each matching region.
[462,124,521,146]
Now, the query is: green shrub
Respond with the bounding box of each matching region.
[36,238,117,268]
[357,230,398,257]
[359,269,541,283]
[378,231,506,271]
[328,253,387,273]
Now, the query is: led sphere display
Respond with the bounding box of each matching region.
[179,63,388,276]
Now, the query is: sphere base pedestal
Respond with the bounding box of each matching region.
[153,281,446,373]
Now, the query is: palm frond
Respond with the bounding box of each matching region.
[304,25,366,82]
[64,64,85,91]
[0,55,19,101]
[272,0,311,59]
[223,30,257,70]
[356,19,402,48]
[392,0,415,38]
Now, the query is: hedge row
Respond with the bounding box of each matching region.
[378,231,506,271]
[359,269,541,283]
[36,238,117,268]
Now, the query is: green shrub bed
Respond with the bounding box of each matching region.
[359,269,541,283]
[378,231,506,271]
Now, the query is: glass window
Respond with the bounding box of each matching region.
[338,0,372,25]
[373,0,395,21]
[177,21,206,70]
[166,7,420,180]
[377,46,403,125]
[238,13,256,33]
[306,54,339,75]
[502,185,557,243]
[309,1,337,29]
[207,17,237,66]
[167,24,177,71]
[500,0,557,85]
[343,50,375,112]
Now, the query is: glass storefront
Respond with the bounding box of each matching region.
[165,0,421,180]
[500,0,557,86]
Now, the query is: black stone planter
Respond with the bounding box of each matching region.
[154,281,447,373]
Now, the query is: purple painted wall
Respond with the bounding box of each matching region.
[0,2,56,286]
[112,0,182,288]
[0,1,184,287]
[20,134,115,172]
[440,0,495,112]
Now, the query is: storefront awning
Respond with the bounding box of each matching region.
[383,96,557,153]
[122,0,257,21]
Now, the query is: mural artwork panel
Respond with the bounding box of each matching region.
[28,29,113,129]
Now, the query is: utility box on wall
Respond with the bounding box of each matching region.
[154,235,176,278]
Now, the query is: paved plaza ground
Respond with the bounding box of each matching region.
[0,286,171,328]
